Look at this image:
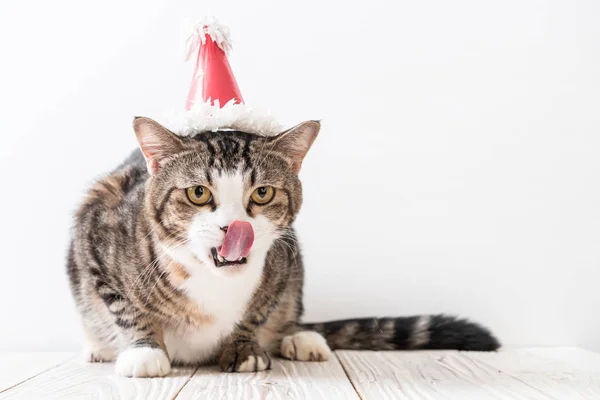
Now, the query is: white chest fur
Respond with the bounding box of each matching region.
[163,258,263,364]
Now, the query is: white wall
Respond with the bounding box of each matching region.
[1,0,599,352]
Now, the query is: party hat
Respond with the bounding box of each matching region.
[165,18,282,137]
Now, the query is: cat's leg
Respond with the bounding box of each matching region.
[112,318,171,378]
[79,301,169,375]
[93,286,171,377]
[218,309,273,372]
[115,341,170,378]
[219,337,272,373]
[280,330,331,362]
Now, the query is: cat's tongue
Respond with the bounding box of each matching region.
[218,221,254,261]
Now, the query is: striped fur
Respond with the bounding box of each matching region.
[303,315,499,351]
[67,118,499,377]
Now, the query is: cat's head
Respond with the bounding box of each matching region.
[133,117,319,276]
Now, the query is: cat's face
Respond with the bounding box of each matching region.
[134,118,319,277]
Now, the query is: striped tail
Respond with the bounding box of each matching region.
[301,315,499,351]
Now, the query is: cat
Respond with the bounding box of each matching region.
[67,117,499,377]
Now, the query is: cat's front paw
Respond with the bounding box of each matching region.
[281,331,331,361]
[219,341,271,372]
[115,347,171,377]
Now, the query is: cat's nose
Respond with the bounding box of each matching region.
[220,226,228,233]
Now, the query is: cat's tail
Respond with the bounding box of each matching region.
[300,315,499,351]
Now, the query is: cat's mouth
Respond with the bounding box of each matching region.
[211,247,247,268]
[210,220,253,268]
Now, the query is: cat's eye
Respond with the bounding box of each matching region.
[251,186,275,205]
[186,186,212,205]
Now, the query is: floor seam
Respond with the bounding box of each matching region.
[171,365,200,399]
[334,351,363,400]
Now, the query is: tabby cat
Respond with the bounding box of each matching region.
[67,117,499,377]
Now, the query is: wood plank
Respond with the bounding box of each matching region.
[336,349,600,399]
[0,358,196,400]
[468,347,600,400]
[176,357,360,399]
[0,352,73,393]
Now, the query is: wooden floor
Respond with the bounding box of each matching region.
[0,347,599,399]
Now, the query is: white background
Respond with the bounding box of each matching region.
[0,0,599,352]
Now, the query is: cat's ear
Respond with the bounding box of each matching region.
[270,120,320,174]
[133,117,184,174]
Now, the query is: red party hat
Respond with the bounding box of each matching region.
[164,18,284,137]
[185,20,244,110]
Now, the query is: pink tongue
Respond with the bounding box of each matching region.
[218,221,255,261]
